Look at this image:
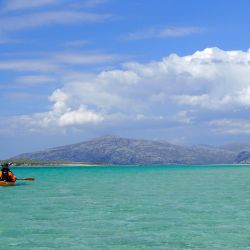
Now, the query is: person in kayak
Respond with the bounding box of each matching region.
[0,163,16,182]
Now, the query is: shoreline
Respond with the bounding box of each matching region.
[11,163,250,168]
[12,163,114,168]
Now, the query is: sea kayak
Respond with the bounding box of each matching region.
[0,181,16,186]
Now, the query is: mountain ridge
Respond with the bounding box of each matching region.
[10,135,247,165]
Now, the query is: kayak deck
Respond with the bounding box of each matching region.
[0,181,16,186]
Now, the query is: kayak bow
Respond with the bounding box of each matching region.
[0,178,35,186]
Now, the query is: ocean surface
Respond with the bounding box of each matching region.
[1,165,250,249]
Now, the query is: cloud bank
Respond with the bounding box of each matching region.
[3,47,250,141]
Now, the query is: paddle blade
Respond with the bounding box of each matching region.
[17,178,35,181]
[24,178,35,181]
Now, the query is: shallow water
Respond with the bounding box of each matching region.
[1,165,250,249]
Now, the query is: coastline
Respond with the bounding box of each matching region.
[11,163,250,168]
[12,163,113,168]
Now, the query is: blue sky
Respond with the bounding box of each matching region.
[1,0,250,158]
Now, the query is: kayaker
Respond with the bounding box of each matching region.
[0,163,16,182]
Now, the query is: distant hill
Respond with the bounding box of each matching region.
[219,142,250,164]
[11,135,240,165]
[219,142,250,153]
[234,151,250,164]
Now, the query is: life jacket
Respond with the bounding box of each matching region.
[0,168,15,182]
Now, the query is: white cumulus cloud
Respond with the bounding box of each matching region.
[10,47,250,137]
[58,106,104,126]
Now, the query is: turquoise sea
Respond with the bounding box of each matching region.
[1,165,250,249]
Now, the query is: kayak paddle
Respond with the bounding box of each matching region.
[17,178,35,181]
